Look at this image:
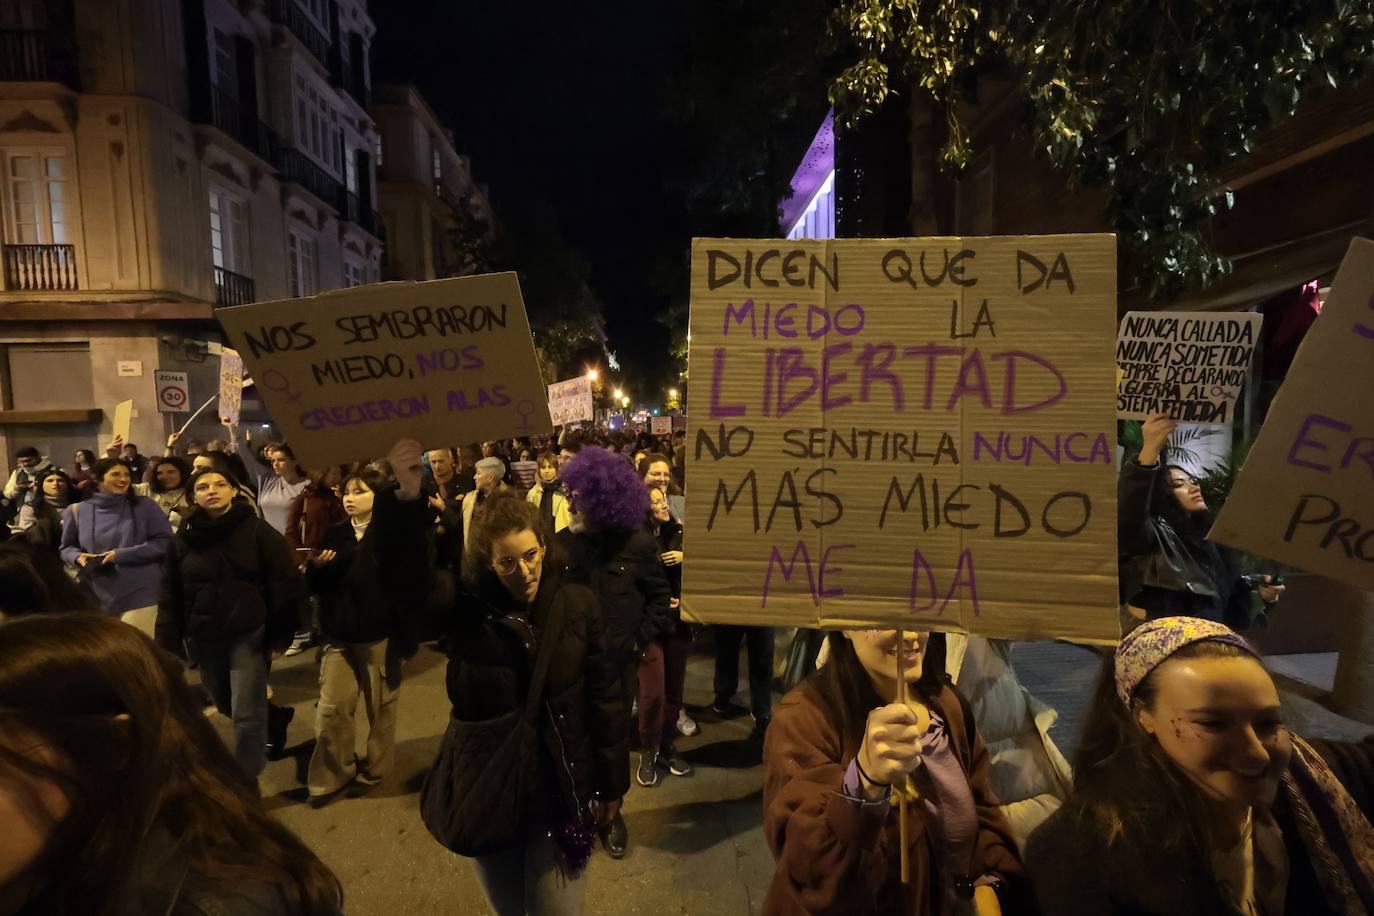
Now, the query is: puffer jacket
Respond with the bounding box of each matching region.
[379,494,629,823]
[554,526,672,659]
[435,570,630,830]
[156,503,302,653]
[307,490,431,647]
[946,635,1072,850]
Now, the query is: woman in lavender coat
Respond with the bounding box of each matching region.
[60,457,172,636]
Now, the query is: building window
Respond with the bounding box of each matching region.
[344,259,365,287]
[297,0,328,27]
[212,28,238,93]
[345,146,358,194]
[293,73,341,174]
[208,187,249,273]
[374,135,383,168]
[432,142,441,180]
[287,230,318,296]
[5,151,69,244]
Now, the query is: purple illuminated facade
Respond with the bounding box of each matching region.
[781,109,836,240]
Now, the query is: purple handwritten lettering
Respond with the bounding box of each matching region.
[1287,413,1351,472]
[709,348,747,418]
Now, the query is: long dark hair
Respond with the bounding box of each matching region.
[148,456,191,496]
[806,631,949,750]
[30,469,76,519]
[1147,452,1209,539]
[1072,640,1254,850]
[0,541,98,616]
[184,467,250,522]
[90,457,139,507]
[0,615,342,914]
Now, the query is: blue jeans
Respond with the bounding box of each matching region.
[193,627,268,779]
[472,834,585,916]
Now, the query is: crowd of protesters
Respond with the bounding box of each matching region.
[3,408,1374,916]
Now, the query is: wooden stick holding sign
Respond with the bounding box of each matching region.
[175,395,217,437]
[895,631,913,884]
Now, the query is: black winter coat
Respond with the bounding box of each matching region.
[554,526,672,659]
[381,486,632,829]
[430,570,630,828]
[650,517,683,601]
[307,490,431,647]
[156,504,302,653]
[1118,457,1253,628]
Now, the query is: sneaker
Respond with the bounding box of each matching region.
[636,752,661,787]
[347,774,381,797]
[676,709,699,737]
[283,636,310,657]
[659,747,694,777]
[307,784,347,809]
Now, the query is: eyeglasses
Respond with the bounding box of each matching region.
[493,545,542,577]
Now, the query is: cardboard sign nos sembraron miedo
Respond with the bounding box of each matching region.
[215,273,552,469]
[682,235,1121,643]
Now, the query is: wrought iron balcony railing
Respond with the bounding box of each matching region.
[214,265,255,306]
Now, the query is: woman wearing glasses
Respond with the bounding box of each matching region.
[415,493,628,915]
[1119,413,1284,628]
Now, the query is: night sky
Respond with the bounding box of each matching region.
[370,2,692,395]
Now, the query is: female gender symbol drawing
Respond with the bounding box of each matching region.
[515,398,535,432]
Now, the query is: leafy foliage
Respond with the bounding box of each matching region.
[829,1,1374,297]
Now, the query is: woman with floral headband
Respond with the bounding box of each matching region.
[1026,616,1374,915]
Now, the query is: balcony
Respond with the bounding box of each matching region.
[207,84,280,164]
[3,244,77,291]
[0,27,77,86]
[275,145,345,208]
[268,0,330,68]
[214,266,255,307]
[344,190,379,237]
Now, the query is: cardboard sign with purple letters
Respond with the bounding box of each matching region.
[1211,237,1374,590]
[215,273,553,469]
[682,235,1121,642]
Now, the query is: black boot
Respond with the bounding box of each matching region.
[601,810,628,859]
[266,703,294,760]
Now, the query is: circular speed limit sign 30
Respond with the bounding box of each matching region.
[155,371,189,413]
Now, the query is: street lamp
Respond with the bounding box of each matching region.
[587,368,598,381]
[613,387,624,401]
[668,388,678,398]
[620,395,630,408]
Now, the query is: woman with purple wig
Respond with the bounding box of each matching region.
[554,446,672,860]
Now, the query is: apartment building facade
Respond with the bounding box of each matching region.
[371,82,495,282]
[0,0,383,474]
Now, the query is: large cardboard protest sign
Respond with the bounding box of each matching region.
[1211,238,1374,590]
[216,274,553,469]
[217,349,244,425]
[682,236,1120,642]
[547,376,594,425]
[1116,311,1262,424]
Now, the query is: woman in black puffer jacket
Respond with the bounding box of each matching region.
[157,467,302,781]
[413,492,628,915]
[303,467,431,807]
